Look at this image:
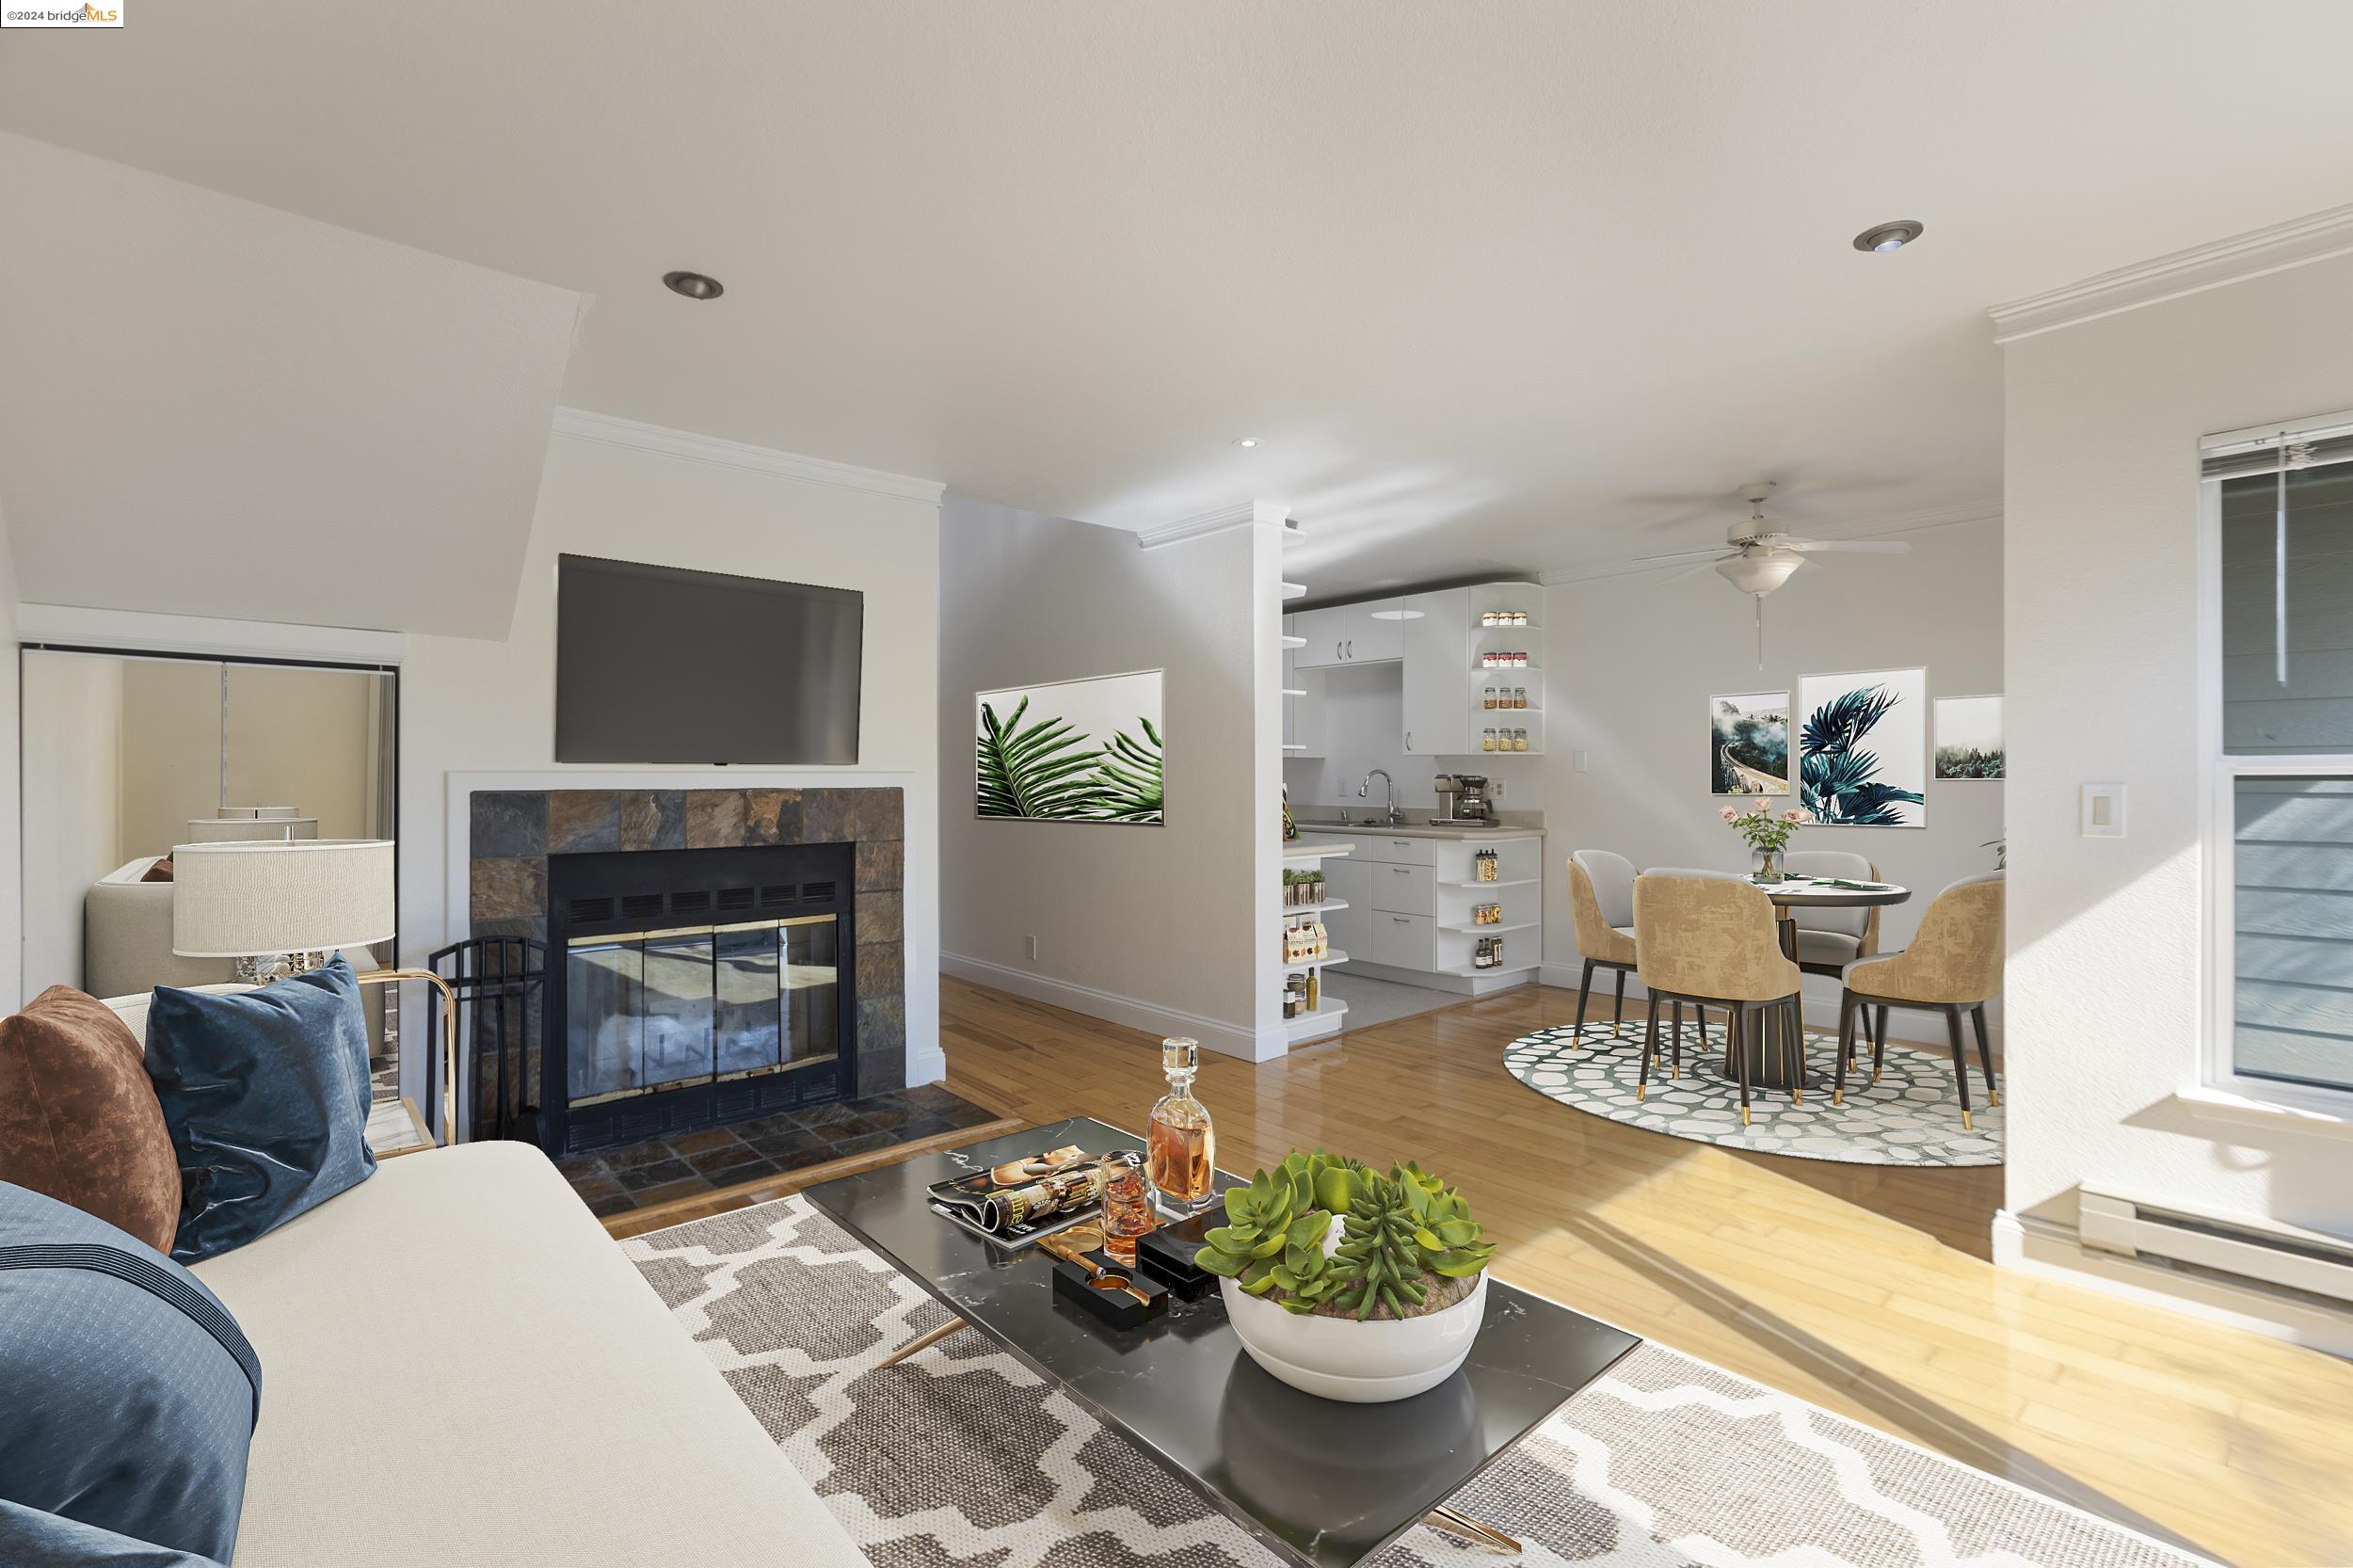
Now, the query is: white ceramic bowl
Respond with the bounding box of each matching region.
[1220,1271,1487,1403]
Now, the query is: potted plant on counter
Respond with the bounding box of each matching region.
[1195,1151,1497,1402]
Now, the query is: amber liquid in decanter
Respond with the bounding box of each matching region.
[1146,1036,1216,1216]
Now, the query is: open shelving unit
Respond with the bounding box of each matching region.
[1276,518,1347,1044]
[1467,589,1545,757]
[1430,833,1544,982]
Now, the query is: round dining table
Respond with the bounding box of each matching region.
[1737,874,1911,1089]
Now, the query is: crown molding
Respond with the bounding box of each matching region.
[1537,496,2002,587]
[1136,498,1290,551]
[1990,203,2353,345]
[551,407,945,505]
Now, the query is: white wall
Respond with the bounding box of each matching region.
[1999,251,2353,1333]
[1539,520,2008,1026]
[938,498,1267,1057]
[19,653,124,994]
[1282,661,1545,815]
[113,660,383,856]
[399,424,943,1084]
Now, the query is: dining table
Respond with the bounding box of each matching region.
[1735,873,1912,1089]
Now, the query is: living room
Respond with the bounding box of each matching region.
[6,7,2353,1568]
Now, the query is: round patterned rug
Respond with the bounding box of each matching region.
[1502,1019,2004,1166]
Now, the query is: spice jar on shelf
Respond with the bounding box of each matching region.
[1482,686,1497,710]
[1481,728,1497,752]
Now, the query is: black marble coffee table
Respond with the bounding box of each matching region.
[803,1115,1639,1568]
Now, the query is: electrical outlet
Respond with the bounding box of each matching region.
[1025,935,1040,961]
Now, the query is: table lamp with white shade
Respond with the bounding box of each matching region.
[185,816,320,843]
[171,839,461,1145]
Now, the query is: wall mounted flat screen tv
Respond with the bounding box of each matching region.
[555,554,862,764]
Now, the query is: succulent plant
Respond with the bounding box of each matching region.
[1194,1150,1493,1319]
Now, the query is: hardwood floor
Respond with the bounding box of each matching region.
[936,976,2353,1568]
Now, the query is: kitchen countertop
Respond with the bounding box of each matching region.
[1292,821,1545,840]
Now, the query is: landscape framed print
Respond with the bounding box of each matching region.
[1709,692,1790,794]
[975,669,1165,824]
[1796,667,1927,826]
[1934,695,2005,779]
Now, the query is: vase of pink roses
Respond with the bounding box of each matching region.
[1721,801,1805,882]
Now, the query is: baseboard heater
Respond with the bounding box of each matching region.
[2078,1186,2353,1308]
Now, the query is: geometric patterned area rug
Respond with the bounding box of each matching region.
[1504,1021,2004,1168]
[624,1195,2203,1568]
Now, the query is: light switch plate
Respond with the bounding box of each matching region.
[2081,783,2126,838]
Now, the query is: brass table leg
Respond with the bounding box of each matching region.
[1425,1504,1522,1554]
[876,1317,968,1368]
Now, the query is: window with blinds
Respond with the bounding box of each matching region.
[2204,413,2353,1097]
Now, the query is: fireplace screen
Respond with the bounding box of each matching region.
[566,915,840,1105]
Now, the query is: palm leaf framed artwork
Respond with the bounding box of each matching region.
[975,670,1165,825]
[1796,667,1926,827]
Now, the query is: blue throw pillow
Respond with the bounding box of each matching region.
[0,1497,227,1566]
[0,1181,258,1563]
[146,954,378,1263]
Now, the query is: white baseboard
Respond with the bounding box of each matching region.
[904,1045,948,1087]
[942,952,1278,1062]
[1994,1208,2353,1359]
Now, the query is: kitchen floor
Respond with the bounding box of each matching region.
[1321,971,1465,1032]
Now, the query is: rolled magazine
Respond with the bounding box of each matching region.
[929,1145,1136,1248]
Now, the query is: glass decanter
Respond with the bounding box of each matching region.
[1145,1036,1216,1217]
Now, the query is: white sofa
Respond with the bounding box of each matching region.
[105,989,866,1568]
[86,856,235,1000]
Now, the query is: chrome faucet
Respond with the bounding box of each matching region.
[1360,769,1401,826]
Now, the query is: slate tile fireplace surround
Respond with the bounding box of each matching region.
[468,786,906,1157]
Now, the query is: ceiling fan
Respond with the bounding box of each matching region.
[1631,482,1913,665]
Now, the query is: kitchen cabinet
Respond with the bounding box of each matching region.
[1318,856,1370,955]
[1292,600,1405,667]
[1292,826,1544,994]
[1401,588,1470,755]
[1366,911,1436,971]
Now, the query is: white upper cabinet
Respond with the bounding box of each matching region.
[1401,588,1470,755]
[1293,600,1405,666]
[1352,599,1406,662]
[1292,604,1352,667]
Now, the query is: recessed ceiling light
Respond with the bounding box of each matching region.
[1234,437,1260,448]
[1852,220,1924,254]
[663,270,725,299]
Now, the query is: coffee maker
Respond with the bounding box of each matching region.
[1433,774,1494,825]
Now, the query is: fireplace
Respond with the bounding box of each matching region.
[544,843,856,1154]
[461,786,907,1157]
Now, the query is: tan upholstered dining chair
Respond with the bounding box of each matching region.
[1834,872,2004,1128]
[1633,872,1803,1125]
[1566,850,1640,1040]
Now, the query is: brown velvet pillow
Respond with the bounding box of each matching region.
[139,856,174,883]
[0,985,183,1252]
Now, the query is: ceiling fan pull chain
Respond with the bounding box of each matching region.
[1755,593,1766,670]
[2277,428,2290,687]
